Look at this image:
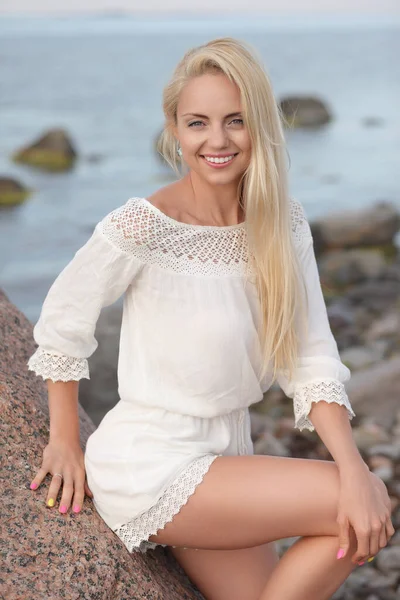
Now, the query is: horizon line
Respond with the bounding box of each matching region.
[1,9,399,16]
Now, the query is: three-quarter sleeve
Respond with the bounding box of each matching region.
[27,200,144,382]
[277,199,356,432]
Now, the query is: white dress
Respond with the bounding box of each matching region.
[27,196,356,553]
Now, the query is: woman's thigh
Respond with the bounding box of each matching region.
[149,454,342,549]
[169,542,279,600]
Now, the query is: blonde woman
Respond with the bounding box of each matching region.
[27,38,394,600]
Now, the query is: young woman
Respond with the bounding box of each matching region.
[27,37,394,600]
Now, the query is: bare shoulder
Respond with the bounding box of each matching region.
[146,181,185,220]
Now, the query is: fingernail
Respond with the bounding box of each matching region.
[73,504,80,513]
[358,561,365,566]
[367,557,375,562]
[30,482,38,490]
[336,549,345,559]
[47,498,55,507]
[59,505,67,514]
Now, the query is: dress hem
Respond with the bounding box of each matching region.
[113,453,220,553]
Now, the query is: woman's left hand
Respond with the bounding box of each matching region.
[336,464,395,565]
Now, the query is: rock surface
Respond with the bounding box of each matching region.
[0,289,203,600]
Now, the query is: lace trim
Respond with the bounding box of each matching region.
[98,197,312,277]
[27,347,90,382]
[289,197,313,245]
[113,454,219,553]
[293,379,356,432]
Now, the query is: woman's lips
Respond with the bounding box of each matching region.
[200,154,238,168]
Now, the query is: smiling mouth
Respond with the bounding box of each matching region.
[200,153,239,166]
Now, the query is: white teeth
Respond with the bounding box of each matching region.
[204,155,235,164]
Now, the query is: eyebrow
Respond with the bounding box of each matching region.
[181,112,242,119]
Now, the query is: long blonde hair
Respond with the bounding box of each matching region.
[157,37,308,385]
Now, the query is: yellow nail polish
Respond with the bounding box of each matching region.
[47,498,55,507]
[367,557,375,562]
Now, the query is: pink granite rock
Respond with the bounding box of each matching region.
[0,289,203,600]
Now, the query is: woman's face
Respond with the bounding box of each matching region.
[173,73,251,185]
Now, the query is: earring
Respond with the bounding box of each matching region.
[177,143,182,157]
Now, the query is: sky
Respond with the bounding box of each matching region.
[1,0,398,14]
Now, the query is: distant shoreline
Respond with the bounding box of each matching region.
[1,13,400,36]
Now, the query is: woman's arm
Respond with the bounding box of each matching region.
[48,380,80,444]
[307,400,366,472]
[28,199,145,513]
[309,399,394,565]
[276,198,356,432]
[30,379,92,514]
[277,199,394,564]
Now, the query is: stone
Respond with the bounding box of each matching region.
[345,279,400,315]
[249,410,276,439]
[279,95,332,128]
[370,464,394,483]
[12,128,77,172]
[274,536,300,555]
[274,417,298,437]
[366,572,399,593]
[318,248,387,288]
[366,311,400,343]
[390,530,400,546]
[253,430,290,457]
[344,565,380,591]
[351,422,391,451]
[340,346,385,371]
[310,201,400,251]
[327,299,355,331]
[346,357,400,428]
[375,546,400,575]
[0,288,203,600]
[0,176,31,206]
[367,444,400,461]
[362,116,385,128]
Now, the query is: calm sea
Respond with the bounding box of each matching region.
[0,14,399,321]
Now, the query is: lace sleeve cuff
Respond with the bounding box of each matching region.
[27,347,90,382]
[293,379,356,432]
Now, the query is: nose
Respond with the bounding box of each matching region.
[208,123,229,148]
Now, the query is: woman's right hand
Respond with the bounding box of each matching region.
[29,438,93,514]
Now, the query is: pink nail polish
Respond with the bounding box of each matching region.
[73,505,80,513]
[358,561,365,566]
[60,505,67,514]
[336,549,345,559]
[30,482,38,490]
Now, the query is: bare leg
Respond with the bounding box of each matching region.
[170,534,357,600]
[149,455,358,600]
[171,542,280,600]
[259,533,358,600]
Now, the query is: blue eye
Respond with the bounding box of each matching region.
[188,118,243,128]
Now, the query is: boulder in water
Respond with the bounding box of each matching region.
[0,176,31,206]
[12,128,77,172]
[279,95,332,128]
